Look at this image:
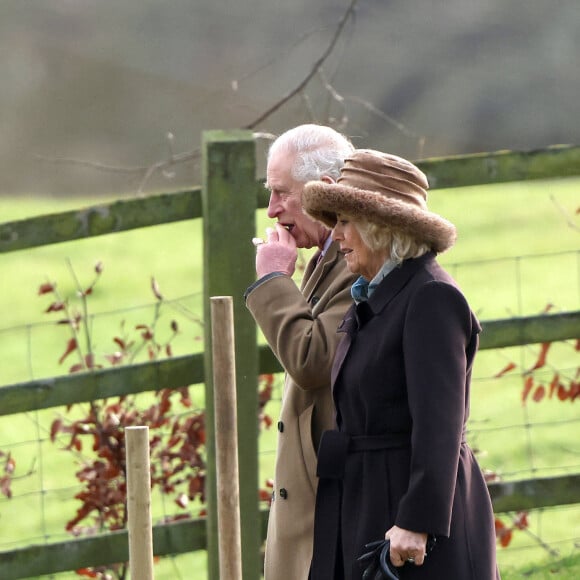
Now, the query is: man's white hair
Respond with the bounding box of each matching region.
[267,124,354,183]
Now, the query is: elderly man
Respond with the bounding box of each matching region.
[245,124,357,579]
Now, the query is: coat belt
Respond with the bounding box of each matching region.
[316,430,411,480]
[310,430,411,580]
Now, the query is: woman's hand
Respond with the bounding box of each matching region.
[385,525,428,567]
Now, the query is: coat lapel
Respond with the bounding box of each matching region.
[366,252,435,316]
[331,252,436,391]
[301,241,341,301]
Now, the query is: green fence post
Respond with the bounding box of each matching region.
[202,130,261,580]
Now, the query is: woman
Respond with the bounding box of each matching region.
[302,149,499,579]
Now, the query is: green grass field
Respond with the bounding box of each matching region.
[0,177,579,578]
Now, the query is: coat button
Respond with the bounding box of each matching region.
[311,296,320,306]
[277,421,284,432]
[279,488,288,500]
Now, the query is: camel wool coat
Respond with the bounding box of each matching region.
[245,241,356,580]
[311,252,500,580]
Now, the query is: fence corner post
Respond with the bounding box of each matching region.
[201,129,261,580]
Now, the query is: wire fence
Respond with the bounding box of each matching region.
[0,250,579,578]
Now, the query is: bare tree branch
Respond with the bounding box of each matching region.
[243,0,361,129]
[35,0,422,194]
[34,154,148,175]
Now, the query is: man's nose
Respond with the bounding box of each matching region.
[267,194,280,219]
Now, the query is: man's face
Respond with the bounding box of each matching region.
[265,150,329,250]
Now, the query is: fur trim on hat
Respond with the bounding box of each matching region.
[302,149,457,253]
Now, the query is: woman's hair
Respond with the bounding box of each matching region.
[267,124,354,182]
[355,221,431,265]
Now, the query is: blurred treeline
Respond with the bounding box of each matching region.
[0,0,578,196]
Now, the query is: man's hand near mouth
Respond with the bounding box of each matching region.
[255,223,298,278]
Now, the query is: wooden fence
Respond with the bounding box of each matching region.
[0,132,579,579]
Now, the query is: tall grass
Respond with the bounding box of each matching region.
[0,177,578,578]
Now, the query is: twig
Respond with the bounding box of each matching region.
[516,516,561,558]
[550,194,580,232]
[65,258,93,368]
[243,0,360,129]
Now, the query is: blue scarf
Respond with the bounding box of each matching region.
[351,276,378,303]
[350,259,399,303]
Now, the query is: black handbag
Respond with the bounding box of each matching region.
[357,536,437,579]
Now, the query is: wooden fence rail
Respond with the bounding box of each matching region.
[1,311,578,417]
[2,469,580,580]
[1,144,579,255]
[0,135,579,579]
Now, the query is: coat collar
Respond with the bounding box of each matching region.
[337,251,436,334]
[366,251,436,315]
[301,240,342,298]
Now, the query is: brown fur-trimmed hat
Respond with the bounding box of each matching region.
[302,149,457,253]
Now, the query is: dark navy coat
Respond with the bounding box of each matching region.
[311,253,500,579]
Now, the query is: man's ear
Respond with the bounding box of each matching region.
[320,175,335,184]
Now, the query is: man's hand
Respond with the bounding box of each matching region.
[255,223,298,278]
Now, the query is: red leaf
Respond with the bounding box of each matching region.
[557,384,569,401]
[59,338,78,365]
[521,376,534,404]
[85,353,95,369]
[527,342,551,373]
[513,511,529,530]
[499,528,513,547]
[0,475,12,499]
[175,493,189,509]
[494,362,516,378]
[532,384,545,402]
[494,519,513,547]
[570,381,580,402]
[75,569,99,578]
[50,419,62,442]
[38,282,55,295]
[45,301,66,313]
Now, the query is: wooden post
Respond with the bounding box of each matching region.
[202,130,261,580]
[211,296,243,580]
[125,426,154,580]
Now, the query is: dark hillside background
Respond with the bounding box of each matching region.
[1,0,578,196]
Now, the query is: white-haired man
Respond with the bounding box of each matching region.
[245,124,357,579]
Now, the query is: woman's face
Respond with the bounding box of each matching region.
[332,215,387,280]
